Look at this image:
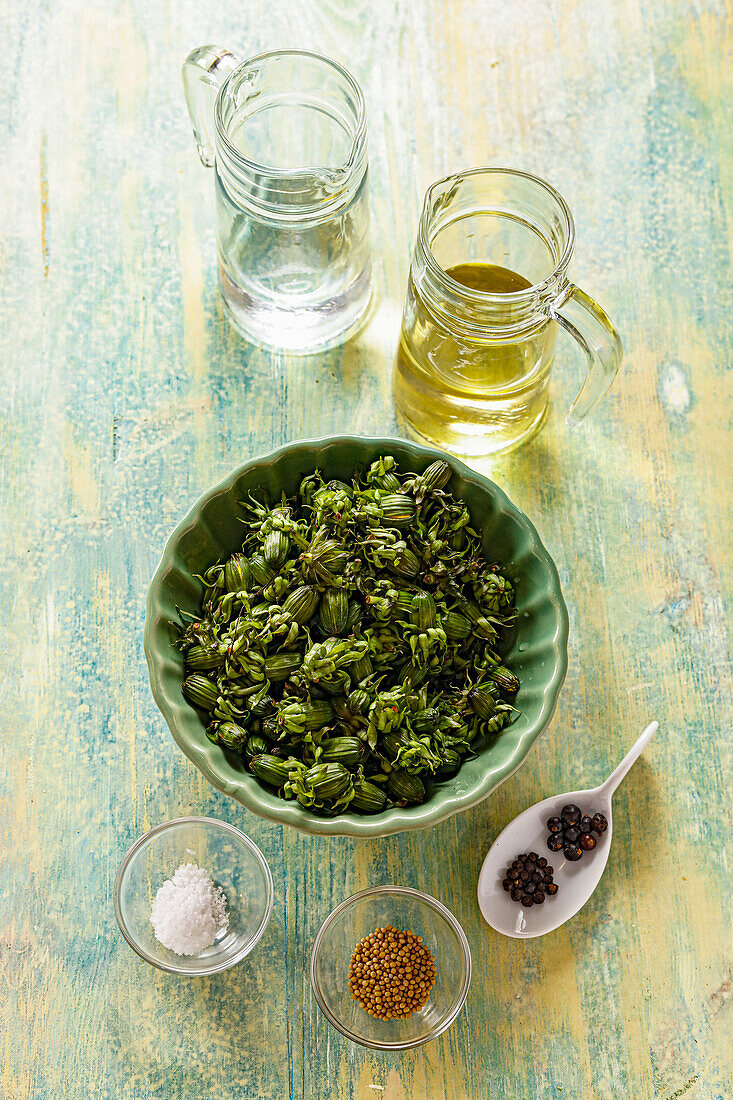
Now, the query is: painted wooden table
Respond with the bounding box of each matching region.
[2,1,731,1097]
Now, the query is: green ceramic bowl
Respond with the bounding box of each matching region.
[144,437,568,837]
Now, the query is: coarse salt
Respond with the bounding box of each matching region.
[150,862,229,955]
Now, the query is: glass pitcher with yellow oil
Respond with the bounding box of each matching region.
[393,167,623,456]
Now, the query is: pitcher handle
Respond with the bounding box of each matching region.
[546,284,623,425]
[182,46,241,167]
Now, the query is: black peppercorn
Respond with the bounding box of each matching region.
[561,804,581,826]
[547,802,608,865]
[503,852,559,906]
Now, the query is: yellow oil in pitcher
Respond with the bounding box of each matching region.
[393,262,557,457]
[446,263,532,294]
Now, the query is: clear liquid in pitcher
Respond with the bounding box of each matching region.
[216,90,371,352]
[394,262,557,457]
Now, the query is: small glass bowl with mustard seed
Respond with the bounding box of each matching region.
[310,886,471,1049]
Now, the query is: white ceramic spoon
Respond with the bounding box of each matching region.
[477,721,659,938]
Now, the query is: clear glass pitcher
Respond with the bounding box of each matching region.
[183,47,372,352]
[393,167,623,456]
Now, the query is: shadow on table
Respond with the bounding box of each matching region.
[106,908,293,1095]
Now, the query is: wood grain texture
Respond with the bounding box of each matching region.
[1,0,731,1097]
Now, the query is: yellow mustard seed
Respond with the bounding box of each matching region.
[347,926,437,1021]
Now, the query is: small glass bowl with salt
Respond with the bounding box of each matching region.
[114,817,273,974]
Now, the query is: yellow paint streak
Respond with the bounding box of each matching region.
[382,1067,407,1100]
[674,5,733,106]
[674,7,733,264]
[350,1055,383,1098]
[64,424,101,519]
[39,134,49,278]
[110,13,148,132]
[497,931,594,1094]
[177,190,207,383]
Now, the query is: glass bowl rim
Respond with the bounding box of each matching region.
[113,815,274,975]
[309,884,472,1050]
